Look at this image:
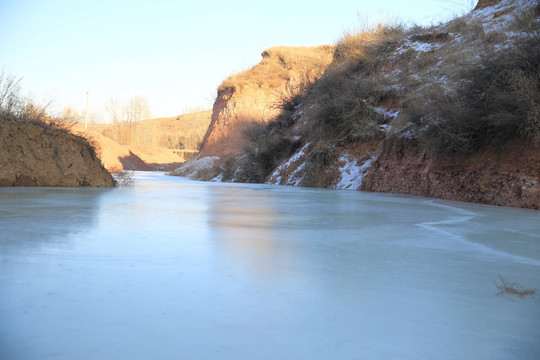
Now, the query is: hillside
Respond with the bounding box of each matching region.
[0,116,114,187]
[83,110,211,172]
[174,0,540,209]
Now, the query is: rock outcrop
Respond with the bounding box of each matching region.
[0,117,115,187]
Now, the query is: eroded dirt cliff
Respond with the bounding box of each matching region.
[199,45,334,159]
[0,118,115,187]
[362,140,540,209]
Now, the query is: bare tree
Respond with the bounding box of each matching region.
[87,111,103,126]
[106,97,123,143]
[0,70,23,116]
[130,95,151,123]
[123,95,151,145]
[61,106,81,124]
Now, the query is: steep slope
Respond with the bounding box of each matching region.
[73,126,152,172]
[0,117,114,187]
[198,46,334,159]
[175,0,540,209]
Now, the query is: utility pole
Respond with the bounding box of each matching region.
[84,90,89,130]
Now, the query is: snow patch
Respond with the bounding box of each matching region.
[333,153,377,190]
[469,0,536,33]
[170,156,220,179]
[267,143,311,185]
[395,39,443,57]
[374,107,401,120]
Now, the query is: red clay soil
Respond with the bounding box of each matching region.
[362,139,540,209]
[474,0,502,9]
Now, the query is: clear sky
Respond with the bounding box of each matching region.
[0,0,476,120]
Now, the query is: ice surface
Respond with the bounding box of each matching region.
[1,172,539,360]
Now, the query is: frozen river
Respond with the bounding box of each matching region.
[1,172,539,359]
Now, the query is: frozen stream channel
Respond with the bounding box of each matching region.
[1,172,539,359]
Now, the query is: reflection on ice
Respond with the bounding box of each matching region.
[0,172,539,360]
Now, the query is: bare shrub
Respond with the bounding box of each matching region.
[0,70,23,116]
[113,170,135,187]
[193,165,222,182]
[495,276,536,298]
[307,71,384,143]
[273,76,313,113]
[333,24,406,74]
[230,121,299,183]
[444,16,468,34]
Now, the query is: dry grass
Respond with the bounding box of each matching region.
[222,118,300,183]
[218,45,334,92]
[112,170,135,187]
[306,71,385,143]
[508,3,540,32]
[332,24,406,73]
[397,21,540,153]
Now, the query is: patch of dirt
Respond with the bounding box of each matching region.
[73,126,151,172]
[474,0,502,10]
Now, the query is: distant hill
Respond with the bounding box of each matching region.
[0,116,114,187]
[85,110,212,171]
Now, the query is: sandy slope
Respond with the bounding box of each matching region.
[0,118,114,187]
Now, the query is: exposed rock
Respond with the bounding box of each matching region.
[0,117,114,187]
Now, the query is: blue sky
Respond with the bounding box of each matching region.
[0,0,476,119]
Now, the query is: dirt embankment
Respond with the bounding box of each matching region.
[362,139,540,209]
[73,127,152,172]
[0,118,114,187]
